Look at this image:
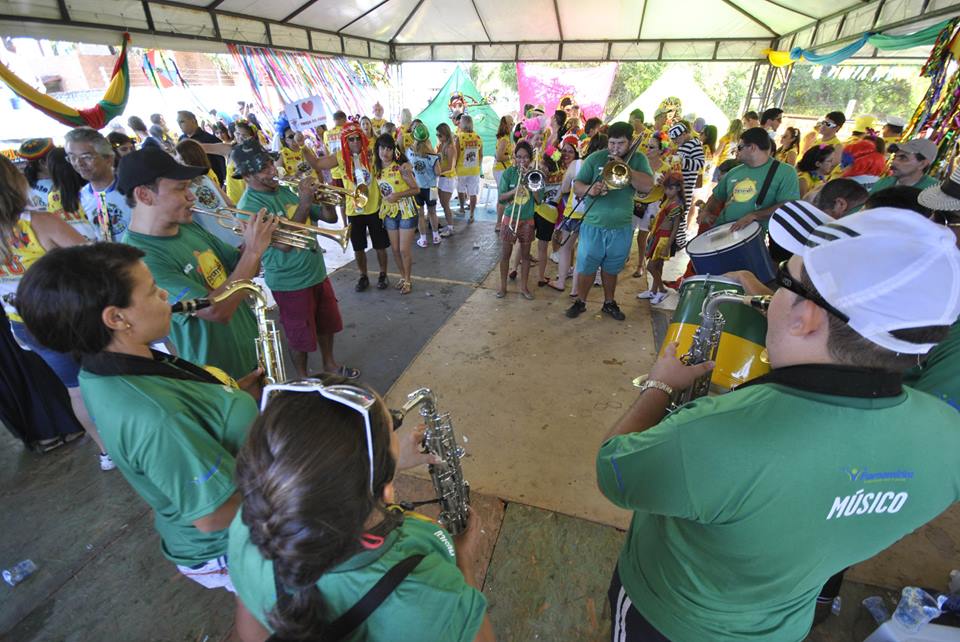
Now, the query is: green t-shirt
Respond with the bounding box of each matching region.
[498,165,543,221]
[596,381,960,642]
[869,174,938,194]
[713,158,800,228]
[236,186,327,292]
[124,223,258,380]
[575,150,653,229]
[79,366,258,566]
[229,511,487,641]
[904,319,960,412]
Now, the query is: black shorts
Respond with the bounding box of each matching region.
[534,212,555,242]
[349,213,390,252]
[608,566,670,641]
[414,187,436,208]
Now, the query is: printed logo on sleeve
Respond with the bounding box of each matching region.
[192,249,227,289]
[433,530,455,558]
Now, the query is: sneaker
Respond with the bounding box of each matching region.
[636,290,655,300]
[440,226,453,237]
[416,237,428,248]
[550,252,559,264]
[432,232,441,245]
[377,273,389,290]
[601,300,626,321]
[99,452,116,471]
[651,291,669,305]
[355,274,370,292]
[565,299,587,318]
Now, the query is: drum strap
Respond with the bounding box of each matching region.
[754,160,781,210]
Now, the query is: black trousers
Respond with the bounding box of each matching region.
[608,567,671,642]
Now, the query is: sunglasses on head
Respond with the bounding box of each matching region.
[775,260,849,322]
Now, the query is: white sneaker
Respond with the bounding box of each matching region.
[440,226,453,237]
[636,290,655,300]
[550,252,559,264]
[416,237,428,248]
[432,232,441,245]
[651,291,669,305]
[99,452,116,471]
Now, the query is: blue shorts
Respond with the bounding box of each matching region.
[10,320,80,387]
[575,222,633,275]
[382,215,418,231]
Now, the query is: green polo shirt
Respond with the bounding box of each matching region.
[236,186,327,292]
[124,223,258,380]
[597,381,960,642]
[869,174,938,194]
[79,366,257,566]
[229,511,487,641]
[904,319,960,412]
[575,150,653,229]
[498,165,543,221]
[713,158,800,228]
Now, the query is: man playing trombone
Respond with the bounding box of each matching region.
[120,147,278,381]
[567,122,654,321]
[234,141,359,380]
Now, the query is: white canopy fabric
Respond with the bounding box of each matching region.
[0,0,958,62]
[612,66,730,127]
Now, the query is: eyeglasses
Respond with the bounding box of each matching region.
[775,260,849,322]
[67,153,100,165]
[260,380,377,492]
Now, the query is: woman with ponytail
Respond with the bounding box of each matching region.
[230,378,494,641]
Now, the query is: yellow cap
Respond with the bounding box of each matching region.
[853,115,876,133]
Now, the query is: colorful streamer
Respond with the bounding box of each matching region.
[764,18,954,67]
[0,33,131,129]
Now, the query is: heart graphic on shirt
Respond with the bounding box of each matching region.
[301,101,314,116]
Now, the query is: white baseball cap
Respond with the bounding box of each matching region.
[785,207,960,354]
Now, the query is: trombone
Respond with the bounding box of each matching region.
[191,205,351,251]
[279,178,369,209]
[506,148,544,234]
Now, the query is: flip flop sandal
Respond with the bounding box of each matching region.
[401,281,412,295]
[33,437,65,453]
[496,291,506,298]
[547,282,565,292]
[520,291,534,300]
[395,278,406,290]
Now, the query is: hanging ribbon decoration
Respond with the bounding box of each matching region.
[763,18,955,67]
[0,32,131,129]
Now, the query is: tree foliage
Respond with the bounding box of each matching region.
[604,62,666,118]
[781,65,927,117]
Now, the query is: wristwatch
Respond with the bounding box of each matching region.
[637,378,674,397]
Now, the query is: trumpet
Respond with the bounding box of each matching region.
[279,178,369,209]
[191,205,351,251]
[506,148,543,234]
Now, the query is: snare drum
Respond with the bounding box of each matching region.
[660,275,769,391]
[686,220,777,282]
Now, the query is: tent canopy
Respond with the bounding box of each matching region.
[612,66,729,126]
[1,0,958,63]
[415,66,499,155]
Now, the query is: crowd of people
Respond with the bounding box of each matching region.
[2,85,959,642]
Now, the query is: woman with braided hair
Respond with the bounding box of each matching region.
[229,378,494,642]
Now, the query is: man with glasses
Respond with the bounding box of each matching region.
[815,110,846,172]
[597,207,960,641]
[177,110,227,185]
[66,127,132,242]
[700,127,800,232]
[310,121,389,292]
[870,138,938,193]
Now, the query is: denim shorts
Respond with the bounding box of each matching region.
[10,320,80,387]
[382,215,418,231]
[575,222,633,275]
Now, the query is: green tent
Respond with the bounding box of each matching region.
[415,66,499,160]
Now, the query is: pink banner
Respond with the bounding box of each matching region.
[516,62,618,120]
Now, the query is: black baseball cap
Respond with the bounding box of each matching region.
[232,140,276,177]
[117,147,206,195]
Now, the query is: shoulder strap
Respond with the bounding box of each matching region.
[267,554,425,642]
[755,160,781,209]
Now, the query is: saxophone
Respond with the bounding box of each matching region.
[170,279,287,385]
[398,388,470,535]
[635,291,770,410]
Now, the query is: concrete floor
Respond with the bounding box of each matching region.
[1,206,954,641]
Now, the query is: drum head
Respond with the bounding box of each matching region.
[687,221,761,257]
[678,274,741,290]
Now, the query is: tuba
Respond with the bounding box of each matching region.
[634,292,770,409]
[171,280,287,385]
[395,388,470,535]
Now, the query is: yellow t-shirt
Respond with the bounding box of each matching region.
[456,131,482,177]
[325,126,343,179]
[337,150,381,217]
[280,146,314,178]
[377,162,417,220]
[0,217,46,321]
[370,117,385,136]
[493,135,514,172]
[225,161,245,204]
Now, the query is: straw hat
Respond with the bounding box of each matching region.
[918,164,960,212]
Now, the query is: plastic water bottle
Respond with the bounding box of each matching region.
[949,570,960,595]
[2,559,37,586]
[892,587,942,633]
[863,595,890,624]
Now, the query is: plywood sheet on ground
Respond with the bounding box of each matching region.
[386,286,659,529]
